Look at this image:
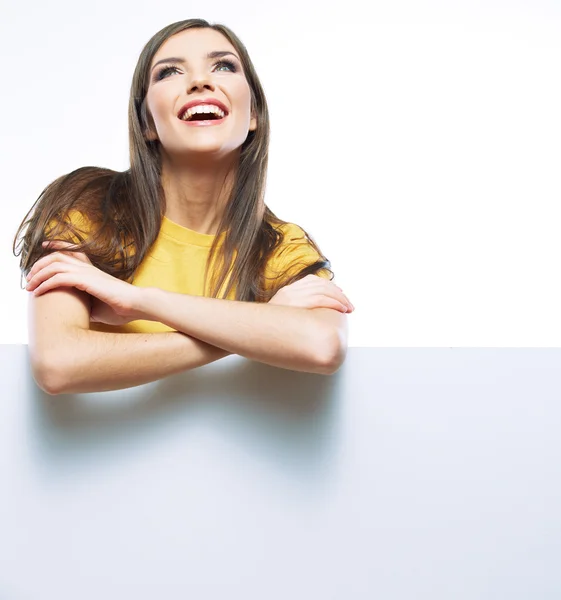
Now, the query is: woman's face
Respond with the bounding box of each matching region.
[145,28,257,161]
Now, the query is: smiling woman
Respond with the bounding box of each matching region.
[12,18,353,394]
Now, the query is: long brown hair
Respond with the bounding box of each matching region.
[13,18,333,302]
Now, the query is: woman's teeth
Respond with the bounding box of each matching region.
[181,104,226,121]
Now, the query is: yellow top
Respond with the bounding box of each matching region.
[45,210,331,334]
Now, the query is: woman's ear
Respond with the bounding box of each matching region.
[144,120,159,142]
[249,111,257,132]
[143,108,159,141]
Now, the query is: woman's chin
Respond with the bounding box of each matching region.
[162,145,240,165]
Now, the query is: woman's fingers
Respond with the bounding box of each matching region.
[27,247,90,281]
[304,275,354,304]
[325,283,354,311]
[342,294,355,311]
[297,276,355,312]
[26,261,80,292]
[317,282,354,312]
[27,251,71,281]
[318,295,349,313]
[27,251,79,280]
[32,272,76,296]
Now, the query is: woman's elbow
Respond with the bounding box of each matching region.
[321,338,348,375]
[313,326,348,375]
[30,354,69,396]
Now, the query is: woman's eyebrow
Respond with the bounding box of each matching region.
[151,51,240,71]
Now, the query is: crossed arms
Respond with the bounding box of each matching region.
[29,286,348,395]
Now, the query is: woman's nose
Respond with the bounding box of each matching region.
[188,76,214,93]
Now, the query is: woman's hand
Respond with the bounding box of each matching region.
[268,274,355,313]
[89,297,138,326]
[25,240,145,324]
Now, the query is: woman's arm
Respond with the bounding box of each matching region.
[135,288,348,375]
[29,288,231,395]
[26,248,349,392]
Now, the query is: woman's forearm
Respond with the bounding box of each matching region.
[136,288,335,374]
[34,328,231,395]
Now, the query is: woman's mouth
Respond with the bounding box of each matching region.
[180,115,228,126]
[177,101,229,124]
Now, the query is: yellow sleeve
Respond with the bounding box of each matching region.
[44,208,94,243]
[264,223,331,290]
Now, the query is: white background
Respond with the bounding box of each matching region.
[3,0,561,346]
[1,347,559,598]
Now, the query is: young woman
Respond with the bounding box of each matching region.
[13,19,355,395]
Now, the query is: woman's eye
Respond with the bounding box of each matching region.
[155,60,238,81]
[156,65,180,80]
[214,59,237,73]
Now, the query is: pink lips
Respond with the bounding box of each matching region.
[177,98,229,120]
[179,114,228,126]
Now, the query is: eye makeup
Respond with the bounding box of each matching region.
[152,59,239,82]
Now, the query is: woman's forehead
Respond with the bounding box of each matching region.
[152,29,235,64]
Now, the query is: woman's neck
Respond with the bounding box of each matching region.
[160,155,238,235]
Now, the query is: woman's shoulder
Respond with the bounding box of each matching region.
[65,207,95,231]
[45,207,96,242]
[270,221,310,243]
[266,220,329,277]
